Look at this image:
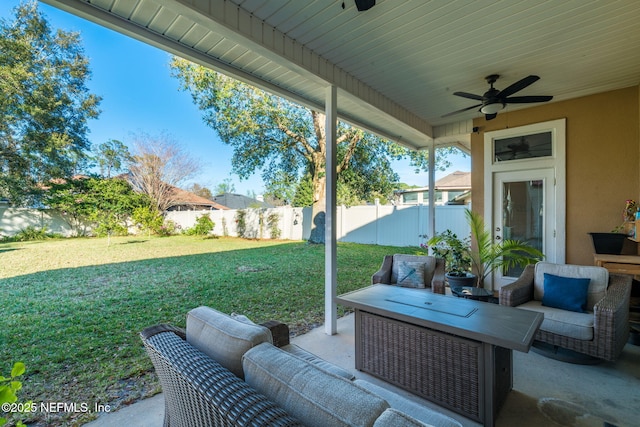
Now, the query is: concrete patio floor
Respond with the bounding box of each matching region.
[85,313,640,427]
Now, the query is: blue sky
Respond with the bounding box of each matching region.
[1,1,468,196]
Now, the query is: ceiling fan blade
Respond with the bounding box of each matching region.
[504,95,553,104]
[498,75,540,98]
[485,113,498,120]
[441,103,482,118]
[453,91,484,101]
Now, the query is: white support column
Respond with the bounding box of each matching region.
[428,140,436,243]
[325,85,338,335]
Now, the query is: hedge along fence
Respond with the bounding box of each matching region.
[165,207,307,240]
[1,204,470,247]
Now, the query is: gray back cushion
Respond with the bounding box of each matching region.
[186,306,272,378]
[243,342,389,427]
[533,262,608,311]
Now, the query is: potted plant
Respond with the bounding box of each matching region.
[589,199,637,255]
[427,229,476,289]
[428,209,544,288]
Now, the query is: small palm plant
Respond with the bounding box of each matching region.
[429,209,544,288]
[467,209,544,287]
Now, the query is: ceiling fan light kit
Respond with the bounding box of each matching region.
[480,102,505,115]
[443,74,553,120]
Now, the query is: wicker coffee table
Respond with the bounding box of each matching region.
[336,284,543,427]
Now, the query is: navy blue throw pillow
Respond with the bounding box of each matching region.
[542,273,591,313]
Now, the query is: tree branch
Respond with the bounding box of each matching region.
[337,132,361,173]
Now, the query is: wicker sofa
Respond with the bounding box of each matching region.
[141,306,462,427]
[371,254,445,294]
[499,262,632,362]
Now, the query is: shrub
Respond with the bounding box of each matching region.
[132,206,164,237]
[184,214,215,236]
[221,217,229,237]
[93,221,128,238]
[13,226,50,241]
[235,210,247,238]
[157,220,177,237]
[267,212,281,239]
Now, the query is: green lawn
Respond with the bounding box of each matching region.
[0,235,420,426]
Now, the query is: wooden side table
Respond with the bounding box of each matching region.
[593,254,640,275]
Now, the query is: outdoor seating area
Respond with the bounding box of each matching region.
[128,276,639,427]
[91,310,640,427]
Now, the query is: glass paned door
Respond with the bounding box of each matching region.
[493,169,555,289]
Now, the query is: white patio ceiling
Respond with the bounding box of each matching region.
[43,0,640,154]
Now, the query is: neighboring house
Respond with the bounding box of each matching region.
[115,172,229,211]
[212,193,273,209]
[166,186,229,211]
[394,171,471,206]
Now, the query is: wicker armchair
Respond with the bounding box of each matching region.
[500,263,632,362]
[372,254,445,294]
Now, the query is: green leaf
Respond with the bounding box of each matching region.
[0,386,17,404]
[10,382,22,392]
[11,363,25,378]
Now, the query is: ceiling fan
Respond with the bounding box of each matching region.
[442,74,553,120]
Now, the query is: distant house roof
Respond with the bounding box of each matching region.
[395,171,471,194]
[213,193,273,209]
[393,171,471,206]
[433,171,471,190]
[167,186,229,211]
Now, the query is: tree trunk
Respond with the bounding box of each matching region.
[309,172,326,244]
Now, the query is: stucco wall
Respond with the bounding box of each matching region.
[471,85,640,265]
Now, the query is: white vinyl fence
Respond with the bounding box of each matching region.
[0,207,78,237]
[166,204,470,247]
[1,204,470,247]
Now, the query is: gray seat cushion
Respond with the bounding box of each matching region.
[186,306,272,378]
[243,342,389,427]
[517,300,594,340]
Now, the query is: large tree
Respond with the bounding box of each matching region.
[188,183,213,200]
[94,139,132,178]
[0,2,101,204]
[171,58,453,243]
[127,132,201,212]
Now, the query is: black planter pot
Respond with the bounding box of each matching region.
[588,232,627,255]
[445,272,478,290]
